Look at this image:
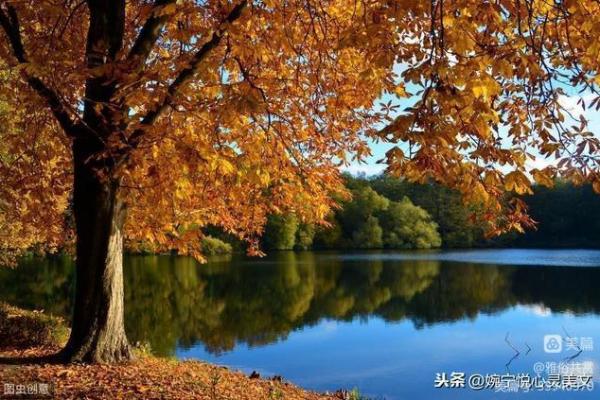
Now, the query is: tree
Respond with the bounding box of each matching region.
[200,236,233,255]
[337,185,389,247]
[295,223,316,250]
[313,214,344,249]
[3,0,600,364]
[376,1,600,235]
[0,1,388,362]
[262,214,298,250]
[511,181,600,247]
[351,215,384,249]
[380,197,441,249]
[370,176,482,248]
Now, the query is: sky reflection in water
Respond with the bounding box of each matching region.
[1,249,599,399]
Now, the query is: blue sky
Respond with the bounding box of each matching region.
[343,91,405,176]
[345,88,600,177]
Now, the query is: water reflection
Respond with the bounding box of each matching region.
[1,251,600,358]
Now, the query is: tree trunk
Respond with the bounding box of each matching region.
[58,140,132,363]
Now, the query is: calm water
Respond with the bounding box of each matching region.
[1,249,600,399]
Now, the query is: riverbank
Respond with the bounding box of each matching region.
[0,304,341,400]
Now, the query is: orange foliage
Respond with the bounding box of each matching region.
[370,0,600,234]
[1,0,600,261]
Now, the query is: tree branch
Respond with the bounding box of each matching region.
[126,0,248,150]
[0,4,78,137]
[126,0,177,70]
[0,4,24,62]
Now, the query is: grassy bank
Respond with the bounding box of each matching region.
[0,303,350,400]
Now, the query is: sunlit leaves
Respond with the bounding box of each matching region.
[3,0,600,259]
[366,0,600,234]
[531,169,555,188]
[0,1,392,261]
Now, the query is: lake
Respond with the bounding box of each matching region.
[1,249,599,399]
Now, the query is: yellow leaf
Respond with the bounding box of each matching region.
[531,169,554,188]
[593,180,600,194]
[158,3,177,16]
[472,182,489,203]
[394,84,407,97]
[504,171,532,194]
[471,83,488,99]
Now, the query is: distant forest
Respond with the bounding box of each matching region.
[201,174,600,253]
[363,175,600,249]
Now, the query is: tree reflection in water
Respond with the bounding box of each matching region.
[1,252,600,356]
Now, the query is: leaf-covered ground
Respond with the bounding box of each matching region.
[2,356,338,399]
[0,304,343,399]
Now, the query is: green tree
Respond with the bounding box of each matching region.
[351,215,384,249]
[517,182,600,247]
[380,197,441,249]
[370,176,483,248]
[313,214,344,249]
[295,223,316,250]
[262,214,298,250]
[338,185,389,248]
[200,236,233,255]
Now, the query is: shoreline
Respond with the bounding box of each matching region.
[0,304,343,400]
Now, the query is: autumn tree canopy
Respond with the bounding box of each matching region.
[1,0,600,362]
[0,0,395,362]
[0,0,392,265]
[2,0,600,260]
[374,0,600,234]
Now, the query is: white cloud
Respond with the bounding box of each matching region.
[520,304,552,317]
[525,156,553,171]
[341,163,386,177]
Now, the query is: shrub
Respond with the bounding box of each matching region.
[201,236,233,255]
[0,303,68,349]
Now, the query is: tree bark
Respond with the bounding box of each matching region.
[58,139,132,363]
[57,1,130,363]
